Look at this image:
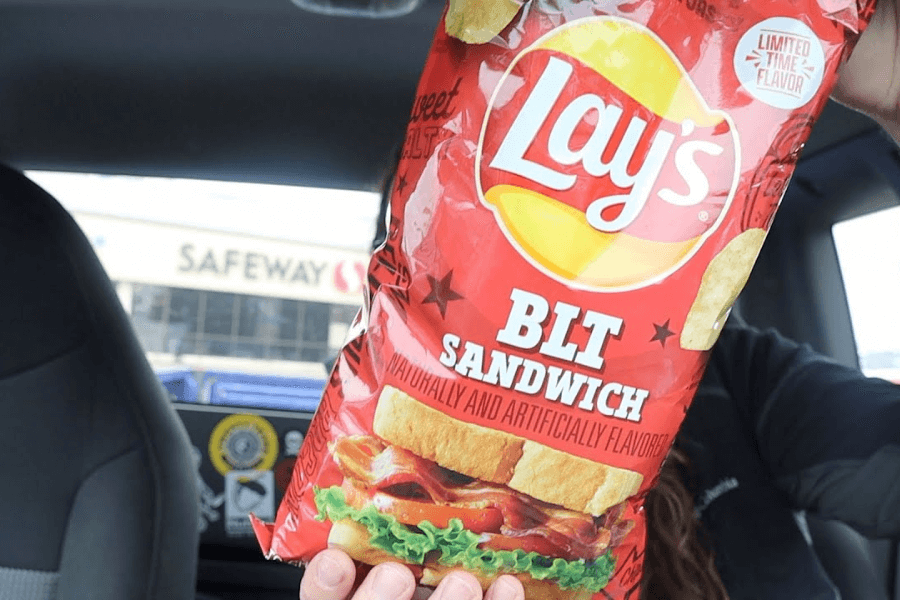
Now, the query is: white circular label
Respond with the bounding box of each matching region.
[733,17,826,110]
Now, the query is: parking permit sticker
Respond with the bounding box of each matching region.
[734,17,826,109]
[208,414,279,477]
[225,470,275,537]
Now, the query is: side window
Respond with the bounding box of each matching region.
[131,284,170,353]
[832,205,900,381]
[168,288,200,354]
[300,302,331,362]
[202,291,237,355]
[329,304,360,356]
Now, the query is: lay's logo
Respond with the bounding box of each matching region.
[476,17,740,291]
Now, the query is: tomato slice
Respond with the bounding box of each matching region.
[376,493,504,532]
[343,482,503,532]
[479,533,576,561]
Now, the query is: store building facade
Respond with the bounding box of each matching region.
[73,212,369,379]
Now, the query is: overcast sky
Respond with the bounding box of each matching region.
[28,171,381,251]
[27,171,900,361]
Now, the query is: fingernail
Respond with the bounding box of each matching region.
[433,574,481,600]
[317,555,346,589]
[370,563,414,600]
[485,578,521,600]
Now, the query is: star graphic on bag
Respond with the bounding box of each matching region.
[650,319,676,347]
[395,172,409,196]
[423,270,464,318]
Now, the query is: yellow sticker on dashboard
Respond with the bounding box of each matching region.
[208,414,279,477]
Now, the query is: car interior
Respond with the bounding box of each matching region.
[1,0,898,599]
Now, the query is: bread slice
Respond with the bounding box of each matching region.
[327,519,409,568]
[328,519,593,600]
[373,386,643,516]
[421,564,594,600]
[373,385,524,484]
[509,441,643,517]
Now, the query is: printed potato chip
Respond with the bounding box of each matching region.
[681,229,768,351]
[445,0,522,44]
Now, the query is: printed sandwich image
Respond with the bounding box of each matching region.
[314,385,643,598]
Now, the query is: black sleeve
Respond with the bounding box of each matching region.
[710,319,900,538]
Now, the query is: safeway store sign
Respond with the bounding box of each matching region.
[73,212,369,306]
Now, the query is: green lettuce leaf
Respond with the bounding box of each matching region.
[314,486,617,592]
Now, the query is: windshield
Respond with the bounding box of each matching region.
[29,170,380,408]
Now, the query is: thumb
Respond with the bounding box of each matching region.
[300,549,357,600]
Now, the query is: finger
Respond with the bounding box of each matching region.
[429,571,483,600]
[300,549,357,600]
[350,562,417,600]
[483,576,524,600]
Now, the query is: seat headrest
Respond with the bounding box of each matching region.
[0,164,96,378]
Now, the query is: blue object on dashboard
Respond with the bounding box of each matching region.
[156,369,199,403]
[198,371,325,412]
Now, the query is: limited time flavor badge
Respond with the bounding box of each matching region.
[733,16,827,110]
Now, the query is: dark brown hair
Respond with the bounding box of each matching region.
[640,447,729,600]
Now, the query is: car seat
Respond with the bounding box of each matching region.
[0,165,199,599]
[806,514,891,600]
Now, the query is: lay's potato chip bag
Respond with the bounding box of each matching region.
[254,1,877,598]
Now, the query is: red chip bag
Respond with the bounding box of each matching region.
[254,1,877,598]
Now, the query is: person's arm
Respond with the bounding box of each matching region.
[832,0,900,143]
[711,320,900,538]
[298,549,525,600]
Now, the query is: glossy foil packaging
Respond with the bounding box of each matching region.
[255,1,876,598]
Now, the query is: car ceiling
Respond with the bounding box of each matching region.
[0,0,884,191]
